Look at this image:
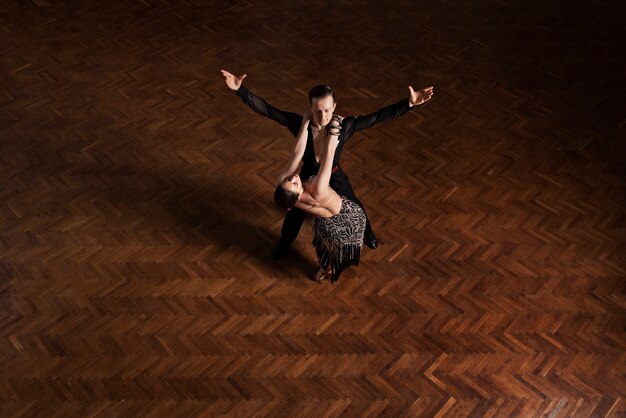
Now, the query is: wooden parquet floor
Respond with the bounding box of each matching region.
[1,0,624,417]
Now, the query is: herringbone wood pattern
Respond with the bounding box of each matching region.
[1,0,624,417]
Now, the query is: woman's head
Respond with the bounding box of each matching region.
[274,174,303,209]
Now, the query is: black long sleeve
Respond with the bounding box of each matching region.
[341,98,413,143]
[235,85,302,137]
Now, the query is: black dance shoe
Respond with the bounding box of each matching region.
[364,232,378,249]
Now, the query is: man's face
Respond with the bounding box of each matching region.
[310,95,336,127]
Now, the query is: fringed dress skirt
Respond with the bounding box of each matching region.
[312,196,366,282]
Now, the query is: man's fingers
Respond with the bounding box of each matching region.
[409,85,435,94]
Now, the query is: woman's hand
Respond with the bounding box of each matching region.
[327,115,342,137]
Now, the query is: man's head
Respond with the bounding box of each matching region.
[308,85,336,127]
[274,174,303,209]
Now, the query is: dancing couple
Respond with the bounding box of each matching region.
[221,70,433,282]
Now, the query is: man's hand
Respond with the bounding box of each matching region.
[408,85,434,106]
[220,70,247,91]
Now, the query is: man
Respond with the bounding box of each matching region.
[220,69,433,259]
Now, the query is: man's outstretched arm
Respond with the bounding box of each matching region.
[344,85,434,138]
[221,70,302,136]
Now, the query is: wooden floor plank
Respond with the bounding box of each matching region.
[1,0,624,416]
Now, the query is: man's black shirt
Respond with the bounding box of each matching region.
[235,84,414,192]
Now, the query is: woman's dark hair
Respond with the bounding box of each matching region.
[308,85,335,104]
[274,184,299,209]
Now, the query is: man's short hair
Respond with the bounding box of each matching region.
[308,85,335,104]
[274,184,299,209]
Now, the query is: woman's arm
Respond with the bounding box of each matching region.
[309,117,341,199]
[276,113,310,185]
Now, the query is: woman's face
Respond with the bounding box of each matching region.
[281,174,303,196]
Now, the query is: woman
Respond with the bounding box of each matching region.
[274,113,366,283]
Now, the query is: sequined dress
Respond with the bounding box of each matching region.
[313,196,366,282]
